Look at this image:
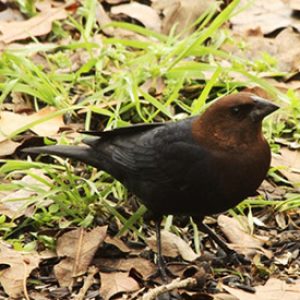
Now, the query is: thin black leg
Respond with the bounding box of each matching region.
[199,222,232,253]
[155,219,168,282]
[199,221,250,265]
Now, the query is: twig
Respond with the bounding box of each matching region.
[73,266,99,300]
[142,277,197,300]
[71,228,85,288]
[23,261,30,300]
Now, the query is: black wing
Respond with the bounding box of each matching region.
[88,117,209,189]
[80,122,164,138]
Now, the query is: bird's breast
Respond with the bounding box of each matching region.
[213,139,271,202]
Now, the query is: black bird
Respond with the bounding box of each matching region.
[23,92,279,278]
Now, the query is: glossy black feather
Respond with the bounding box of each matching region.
[23,93,279,219]
[23,117,216,215]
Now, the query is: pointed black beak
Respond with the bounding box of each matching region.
[250,95,279,122]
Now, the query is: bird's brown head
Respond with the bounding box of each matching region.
[192,92,279,151]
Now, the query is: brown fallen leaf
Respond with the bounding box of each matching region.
[54,226,107,287]
[0,7,24,22]
[285,0,300,11]
[96,257,155,279]
[214,293,239,300]
[0,107,64,142]
[147,229,199,262]
[0,139,21,157]
[275,27,300,72]
[105,0,128,3]
[274,251,293,266]
[29,290,51,300]
[104,236,131,254]
[0,169,52,218]
[140,77,166,96]
[269,79,300,94]
[152,0,214,36]
[222,278,300,300]
[99,271,140,300]
[217,215,272,259]
[95,2,147,41]
[0,111,29,142]
[272,147,300,185]
[0,6,68,43]
[74,266,99,300]
[230,0,300,35]
[35,0,52,12]
[111,2,161,32]
[0,242,41,299]
[30,107,65,136]
[222,27,300,74]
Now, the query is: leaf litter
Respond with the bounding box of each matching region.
[0,0,300,299]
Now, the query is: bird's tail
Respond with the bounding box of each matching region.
[22,145,104,169]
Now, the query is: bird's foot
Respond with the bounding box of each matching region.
[227,250,251,266]
[149,260,172,282]
[158,264,169,283]
[214,248,251,266]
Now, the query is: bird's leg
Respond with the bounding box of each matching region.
[199,221,250,265]
[155,218,168,282]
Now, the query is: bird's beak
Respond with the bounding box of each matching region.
[250,95,279,122]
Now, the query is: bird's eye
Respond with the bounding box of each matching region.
[231,106,240,115]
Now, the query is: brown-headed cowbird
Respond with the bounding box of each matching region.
[23,92,278,277]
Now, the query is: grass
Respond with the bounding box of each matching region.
[0,0,299,252]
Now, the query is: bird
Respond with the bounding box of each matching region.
[23,92,278,279]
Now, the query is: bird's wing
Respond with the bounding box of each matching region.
[80,123,164,138]
[93,118,207,185]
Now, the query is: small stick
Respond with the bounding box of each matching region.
[142,277,197,300]
[73,266,98,300]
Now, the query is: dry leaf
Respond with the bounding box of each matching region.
[285,0,300,11]
[29,290,51,300]
[95,2,149,41]
[214,293,239,300]
[30,107,65,136]
[0,111,29,142]
[96,257,155,278]
[99,271,139,300]
[0,169,52,218]
[35,0,52,12]
[54,226,107,287]
[0,107,64,142]
[74,266,99,300]
[272,147,300,185]
[0,6,67,43]
[0,139,21,157]
[222,278,300,300]
[217,215,272,258]
[222,28,300,73]
[140,77,166,96]
[104,236,131,254]
[275,212,288,229]
[104,0,128,4]
[147,230,199,262]
[0,242,41,298]
[270,79,300,93]
[111,2,161,32]
[230,0,300,35]
[0,7,24,22]
[152,0,213,36]
[274,251,293,265]
[275,27,300,72]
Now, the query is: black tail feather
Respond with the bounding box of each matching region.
[22,145,103,169]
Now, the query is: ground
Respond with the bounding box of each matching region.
[0,0,300,299]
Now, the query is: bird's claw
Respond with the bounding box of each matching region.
[217,249,251,266]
